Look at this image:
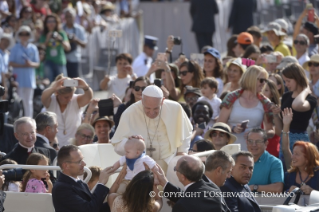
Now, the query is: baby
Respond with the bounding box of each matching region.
[112,136,159,194]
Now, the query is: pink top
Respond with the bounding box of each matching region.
[25,178,47,193]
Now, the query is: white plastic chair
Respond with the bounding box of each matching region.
[0,164,92,212]
[78,143,121,188]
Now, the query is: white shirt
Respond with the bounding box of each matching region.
[119,154,156,180]
[0,1,9,21]
[198,95,222,120]
[216,78,224,97]
[184,182,195,191]
[36,133,50,145]
[47,94,82,147]
[132,52,154,82]
[298,52,310,79]
[107,74,132,100]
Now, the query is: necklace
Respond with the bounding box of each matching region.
[142,107,162,157]
[298,170,309,186]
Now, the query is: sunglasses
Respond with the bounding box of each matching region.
[179,70,190,76]
[210,131,227,138]
[257,78,268,83]
[50,142,59,149]
[47,20,56,24]
[79,133,93,140]
[308,62,319,67]
[19,33,30,37]
[189,148,198,152]
[293,40,306,46]
[134,86,146,92]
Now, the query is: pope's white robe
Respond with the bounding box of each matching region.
[111,100,193,164]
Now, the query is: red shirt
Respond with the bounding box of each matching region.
[30,4,51,16]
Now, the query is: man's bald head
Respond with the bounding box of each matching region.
[176,155,204,182]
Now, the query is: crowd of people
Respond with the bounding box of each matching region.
[0,0,319,212]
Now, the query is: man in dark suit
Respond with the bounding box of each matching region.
[203,150,235,212]
[220,151,261,212]
[0,124,19,153]
[154,155,223,212]
[52,145,114,212]
[228,0,257,34]
[35,112,58,163]
[1,117,51,165]
[190,0,219,52]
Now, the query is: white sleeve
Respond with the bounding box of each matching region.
[119,156,126,166]
[113,138,128,156]
[142,156,156,169]
[177,133,191,153]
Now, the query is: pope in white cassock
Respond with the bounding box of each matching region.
[111,85,193,172]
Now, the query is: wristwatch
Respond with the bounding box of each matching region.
[253,185,259,192]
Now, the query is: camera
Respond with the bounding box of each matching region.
[314,35,319,44]
[173,37,182,45]
[52,31,59,39]
[0,86,4,97]
[2,168,25,181]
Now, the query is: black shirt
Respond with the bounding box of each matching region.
[281,91,317,132]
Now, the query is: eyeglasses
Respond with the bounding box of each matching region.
[257,78,268,84]
[189,149,198,152]
[179,71,190,76]
[174,166,179,172]
[134,86,146,92]
[79,133,93,140]
[293,40,306,46]
[66,158,85,165]
[247,139,265,145]
[210,131,227,138]
[19,33,30,37]
[19,132,35,137]
[185,96,199,102]
[308,62,319,67]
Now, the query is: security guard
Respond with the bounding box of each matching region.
[132,35,158,82]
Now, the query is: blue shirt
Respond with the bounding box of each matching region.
[249,151,284,185]
[9,42,39,88]
[63,23,87,63]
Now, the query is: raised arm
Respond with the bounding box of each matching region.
[75,78,93,108]
[282,108,293,168]
[272,104,283,136]
[292,87,311,112]
[293,8,308,40]
[41,78,65,108]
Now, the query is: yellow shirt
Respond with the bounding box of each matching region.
[274,42,291,56]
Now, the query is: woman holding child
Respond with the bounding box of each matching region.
[218,65,274,151]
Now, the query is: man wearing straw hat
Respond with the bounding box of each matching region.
[262,22,291,57]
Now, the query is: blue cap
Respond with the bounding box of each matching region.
[144,35,158,50]
[204,48,221,60]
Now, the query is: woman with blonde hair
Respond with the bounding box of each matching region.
[218,65,274,150]
[69,123,95,146]
[41,74,93,147]
[223,58,246,93]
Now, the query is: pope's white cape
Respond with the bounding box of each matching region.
[111,99,193,162]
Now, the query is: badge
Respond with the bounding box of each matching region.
[50,49,58,57]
